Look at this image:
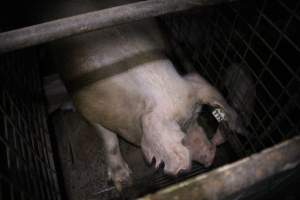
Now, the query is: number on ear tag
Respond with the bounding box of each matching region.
[212,108,226,122]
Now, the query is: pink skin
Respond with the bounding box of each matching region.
[41,1,241,188]
[141,112,191,175]
[211,129,226,146]
[182,124,216,167]
[182,124,227,167]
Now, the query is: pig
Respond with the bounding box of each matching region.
[209,63,257,146]
[42,0,241,191]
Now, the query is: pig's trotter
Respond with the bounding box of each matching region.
[107,161,132,192]
[94,124,132,191]
[141,113,191,175]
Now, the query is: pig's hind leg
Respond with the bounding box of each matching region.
[94,124,132,191]
[141,112,191,175]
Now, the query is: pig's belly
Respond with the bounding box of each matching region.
[54,16,191,145]
[72,78,146,146]
[71,58,191,146]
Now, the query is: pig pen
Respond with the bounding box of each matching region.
[0,0,300,200]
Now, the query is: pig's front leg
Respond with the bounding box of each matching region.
[141,112,191,175]
[94,124,131,191]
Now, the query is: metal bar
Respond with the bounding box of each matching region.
[139,136,300,200]
[0,0,235,54]
[210,14,297,141]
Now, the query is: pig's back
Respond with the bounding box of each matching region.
[53,19,166,82]
[38,0,166,81]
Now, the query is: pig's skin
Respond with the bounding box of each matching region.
[45,0,239,190]
[69,53,238,189]
[182,124,216,167]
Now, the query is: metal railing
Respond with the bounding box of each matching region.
[0,0,236,54]
[0,49,61,200]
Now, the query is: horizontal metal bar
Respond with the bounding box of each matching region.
[139,136,300,200]
[0,0,235,54]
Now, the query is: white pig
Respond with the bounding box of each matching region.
[44,0,240,190]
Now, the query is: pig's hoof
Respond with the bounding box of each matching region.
[141,136,191,175]
[108,162,132,192]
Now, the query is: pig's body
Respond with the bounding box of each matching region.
[44,0,240,190]
[56,19,197,186]
[73,56,193,145]
[56,19,176,145]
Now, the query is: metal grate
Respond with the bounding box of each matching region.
[101,1,300,198]
[162,0,300,158]
[1,0,300,199]
[0,49,61,200]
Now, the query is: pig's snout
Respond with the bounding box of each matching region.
[182,127,216,167]
[195,145,216,167]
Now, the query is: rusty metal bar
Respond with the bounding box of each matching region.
[0,0,236,54]
[139,136,300,200]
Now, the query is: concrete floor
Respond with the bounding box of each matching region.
[52,110,157,200]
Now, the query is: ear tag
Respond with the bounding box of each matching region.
[212,108,226,122]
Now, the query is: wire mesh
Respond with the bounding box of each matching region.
[95,0,300,198]
[162,0,300,158]
[0,49,61,200]
[1,0,300,199]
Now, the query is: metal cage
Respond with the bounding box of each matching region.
[142,0,300,198]
[163,0,300,156]
[0,49,61,200]
[98,0,300,198]
[0,0,299,199]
